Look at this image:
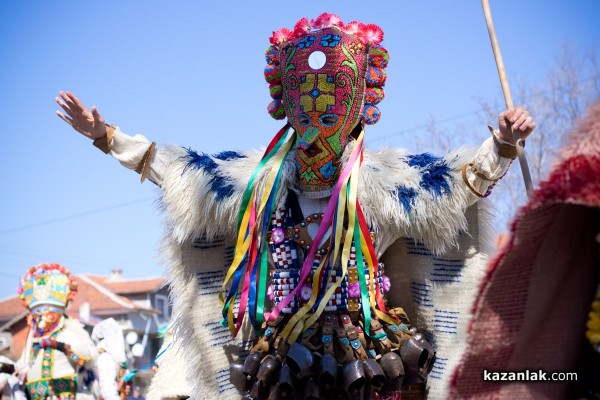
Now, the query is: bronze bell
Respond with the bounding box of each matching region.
[400,333,436,385]
[250,379,270,400]
[230,359,251,392]
[303,377,321,400]
[317,353,338,391]
[257,355,282,386]
[285,342,315,379]
[244,351,266,379]
[278,364,296,398]
[379,351,405,383]
[362,359,386,391]
[340,359,366,398]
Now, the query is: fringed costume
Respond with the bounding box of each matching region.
[91,13,520,400]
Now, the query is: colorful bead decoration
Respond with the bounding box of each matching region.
[264,13,389,128]
[18,263,78,312]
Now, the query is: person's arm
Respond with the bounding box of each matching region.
[461,106,535,203]
[55,91,168,185]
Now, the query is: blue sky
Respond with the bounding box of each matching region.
[1,1,598,300]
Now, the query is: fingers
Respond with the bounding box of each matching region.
[59,91,80,113]
[56,110,73,126]
[67,91,87,113]
[511,108,529,131]
[56,110,89,138]
[55,96,76,119]
[92,105,103,123]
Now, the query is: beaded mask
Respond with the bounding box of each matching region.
[265,14,388,195]
[18,263,78,334]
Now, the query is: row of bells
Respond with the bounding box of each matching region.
[230,332,435,400]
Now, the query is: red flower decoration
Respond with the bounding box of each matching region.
[358,24,384,46]
[342,20,364,36]
[292,17,311,38]
[311,13,343,30]
[269,28,293,46]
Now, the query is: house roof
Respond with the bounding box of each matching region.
[0,296,26,325]
[0,273,164,324]
[87,275,165,295]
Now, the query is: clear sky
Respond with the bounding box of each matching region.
[1,1,599,300]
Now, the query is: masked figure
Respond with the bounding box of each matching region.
[17,263,96,400]
[91,318,127,400]
[56,12,536,399]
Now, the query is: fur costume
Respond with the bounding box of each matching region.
[97,13,515,399]
[100,132,505,399]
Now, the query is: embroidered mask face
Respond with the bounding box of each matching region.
[278,27,368,192]
[265,14,388,195]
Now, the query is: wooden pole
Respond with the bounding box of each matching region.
[481,0,534,198]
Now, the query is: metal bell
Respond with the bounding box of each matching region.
[250,379,269,400]
[303,377,321,400]
[257,355,282,386]
[400,333,436,385]
[244,351,266,379]
[230,359,251,392]
[362,359,386,391]
[285,342,315,379]
[317,353,338,391]
[278,364,296,398]
[379,351,405,382]
[267,383,283,400]
[340,359,366,397]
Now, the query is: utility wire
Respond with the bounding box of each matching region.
[370,73,600,143]
[1,77,597,235]
[0,197,154,236]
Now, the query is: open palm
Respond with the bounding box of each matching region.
[55,91,107,140]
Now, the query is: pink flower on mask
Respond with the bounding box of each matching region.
[358,24,384,46]
[270,28,293,46]
[311,13,343,30]
[342,21,364,36]
[293,17,312,38]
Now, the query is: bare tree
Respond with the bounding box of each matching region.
[422,44,600,230]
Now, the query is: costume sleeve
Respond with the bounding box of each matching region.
[103,126,271,241]
[460,129,516,204]
[106,127,171,186]
[96,353,121,400]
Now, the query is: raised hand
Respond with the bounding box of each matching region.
[55,91,107,140]
[497,106,536,144]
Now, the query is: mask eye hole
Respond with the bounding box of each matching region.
[320,114,338,127]
[298,113,310,126]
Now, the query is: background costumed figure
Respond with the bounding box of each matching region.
[91,318,127,400]
[0,356,26,400]
[55,13,535,399]
[17,263,97,400]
